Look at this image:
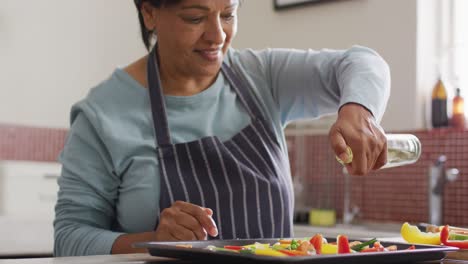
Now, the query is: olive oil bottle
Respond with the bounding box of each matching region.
[431,78,449,128]
[451,88,465,130]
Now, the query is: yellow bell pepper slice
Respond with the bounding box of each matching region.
[401,222,441,245]
[255,248,287,257]
[243,243,270,249]
[321,243,338,254]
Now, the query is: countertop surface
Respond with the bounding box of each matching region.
[0,252,466,264]
[1,218,466,263]
[0,218,403,258]
[0,217,53,258]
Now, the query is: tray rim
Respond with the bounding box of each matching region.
[134,237,459,263]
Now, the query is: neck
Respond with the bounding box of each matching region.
[156,51,218,96]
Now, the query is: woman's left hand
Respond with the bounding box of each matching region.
[329,103,387,175]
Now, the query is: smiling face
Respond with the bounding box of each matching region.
[143,0,239,79]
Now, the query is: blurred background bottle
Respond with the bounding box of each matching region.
[451,87,465,130]
[431,78,449,128]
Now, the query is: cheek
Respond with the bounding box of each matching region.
[224,24,237,43]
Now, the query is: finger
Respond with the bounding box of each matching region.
[329,130,351,163]
[204,208,213,216]
[176,202,218,237]
[350,144,367,176]
[175,211,208,240]
[373,140,387,170]
[168,224,198,241]
[154,224,178,241]
[366,149,374,173]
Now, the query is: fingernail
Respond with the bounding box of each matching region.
[339,152,348,162]
[340,147,353,164]
[211,227,218,237]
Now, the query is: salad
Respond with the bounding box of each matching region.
[198,234,415,257]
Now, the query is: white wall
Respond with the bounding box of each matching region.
[234,0,420,131]
[0,0,434,131]
[0,0,146,128]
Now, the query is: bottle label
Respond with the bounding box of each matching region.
[432,99,449,127]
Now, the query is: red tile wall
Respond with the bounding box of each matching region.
[1,124,467,226]
[0,124,67,162]
[287,128,468,227]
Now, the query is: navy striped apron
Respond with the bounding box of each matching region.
[147,47,293,239]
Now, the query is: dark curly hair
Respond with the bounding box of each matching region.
[134,0,182,50]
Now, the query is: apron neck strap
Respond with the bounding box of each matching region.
[147,45,172,146]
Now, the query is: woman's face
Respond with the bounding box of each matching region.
[147,0,239,78]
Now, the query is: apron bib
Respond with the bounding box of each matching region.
[147,47,293,239]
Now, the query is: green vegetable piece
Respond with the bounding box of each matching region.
[449,233,468,241]
[239,248,255,254]
[272,244,284,251]
[350,238,378,252]
[290,239,299,250]
[214,247,238,253]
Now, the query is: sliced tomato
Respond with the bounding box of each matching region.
[337,235,351,254]
[310,234,323,254]
[223,245,243,251]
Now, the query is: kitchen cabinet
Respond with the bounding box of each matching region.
[0,161,60,258]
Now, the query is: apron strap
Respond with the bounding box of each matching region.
[147,46,172,146]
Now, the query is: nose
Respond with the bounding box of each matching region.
[203,16,226,45]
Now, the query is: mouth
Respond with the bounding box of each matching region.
[195,48,222,62]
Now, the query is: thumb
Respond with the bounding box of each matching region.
[330,131,352,164]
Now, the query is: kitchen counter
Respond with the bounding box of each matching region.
[0,222,401,258]
[1,220,466,262]
[0,217,53,258]
[0,252,466,264]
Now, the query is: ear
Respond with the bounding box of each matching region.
[140,2,158,31]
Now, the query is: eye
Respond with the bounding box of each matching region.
[221,14,235,21]
[184,16,204,24]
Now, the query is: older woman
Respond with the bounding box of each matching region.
[54,0,390,256]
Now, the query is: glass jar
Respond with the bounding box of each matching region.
[336,134,422,169]
[383,134,421,168]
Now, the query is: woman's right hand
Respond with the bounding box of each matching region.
[154,201,218,241]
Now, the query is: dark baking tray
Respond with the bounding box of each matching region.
[134,238,458,264]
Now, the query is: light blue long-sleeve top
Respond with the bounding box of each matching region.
[54,46,390,256]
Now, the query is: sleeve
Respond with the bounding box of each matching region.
[54,104,124,256]
[238,46,391,125]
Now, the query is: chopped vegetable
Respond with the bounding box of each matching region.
[224,245,243,251]
[440,225,468,249]
[239,248,255,254]
[206,246,239,253]
[290,239,300,250]
[350,238,377,252]
[255,248,287,257]
[321,243,338,254]
[310,234,323,254]
[401,222,441,245]
[175,244,193,248]
[385,245,398,251]
[277,249,310,256]
[337,235,351,254]
[449,232,468,241]
[360,242,385,253]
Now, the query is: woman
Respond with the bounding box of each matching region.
[54,0,390,256]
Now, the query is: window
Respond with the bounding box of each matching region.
[453,0,467,95]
